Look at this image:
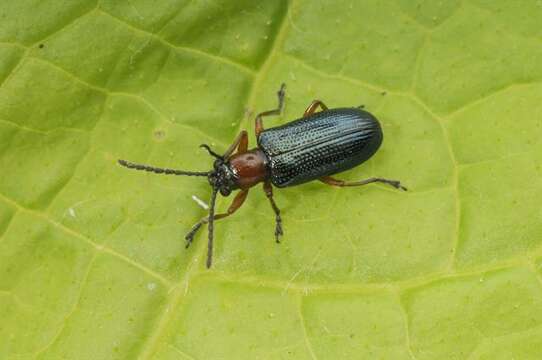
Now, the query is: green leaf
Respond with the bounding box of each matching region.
[1,1,542,359]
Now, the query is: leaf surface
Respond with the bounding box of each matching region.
[1,1,542,359]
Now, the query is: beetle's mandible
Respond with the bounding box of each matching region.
[118,84,406,268]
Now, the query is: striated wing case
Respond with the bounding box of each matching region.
[257,108,383,187]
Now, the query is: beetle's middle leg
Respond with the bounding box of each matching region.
[320,175,407,191]
[255,83,286,137]
[185,189,249,248]
[303,100,328,117]
[263,181,283,243]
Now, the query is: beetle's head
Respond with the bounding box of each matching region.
[201,144,237,197]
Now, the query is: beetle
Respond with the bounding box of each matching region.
[118,84,406,268]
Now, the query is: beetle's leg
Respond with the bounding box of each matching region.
[255,83,286,137]
[263,181,283,243]
[185,189,249,249]
[303,100,328,117]
[223,130,248,158]
[320,175,407,191]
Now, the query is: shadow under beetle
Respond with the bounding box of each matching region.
[118,84,407,268]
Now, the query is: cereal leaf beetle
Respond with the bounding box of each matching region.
[118,84,406,268]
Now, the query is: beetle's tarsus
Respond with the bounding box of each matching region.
[277,83,286,113]
[263,182,283,244]
[184,235,194,249]
[254,83,287,137]
[185,222,204,248]
[275,219,283,243]
[387,180,407,191]
[278,83,286,99]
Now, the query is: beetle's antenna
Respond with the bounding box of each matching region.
[118,159,210,176]
[206,187,219,268]
[200,144,223,160]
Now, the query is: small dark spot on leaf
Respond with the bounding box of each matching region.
[154,130,166,140]
[38,43,45,49]
[381,91,387,96]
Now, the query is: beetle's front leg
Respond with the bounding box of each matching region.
[263,181,283,243]
[320,175,407,191]
[185,189,249,249]
[255,83,286,137]
[223,130,248,158]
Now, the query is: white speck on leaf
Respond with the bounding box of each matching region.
[192,195,209,210]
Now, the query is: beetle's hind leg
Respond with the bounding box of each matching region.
[263,181,283,243]
[255,83,286,137]
[320,175,407,191]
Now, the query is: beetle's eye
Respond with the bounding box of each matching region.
[220,188,231,196]
[213,159,222,170]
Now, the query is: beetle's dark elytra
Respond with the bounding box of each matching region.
[118,84,406,268]
[258,107,382,188]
